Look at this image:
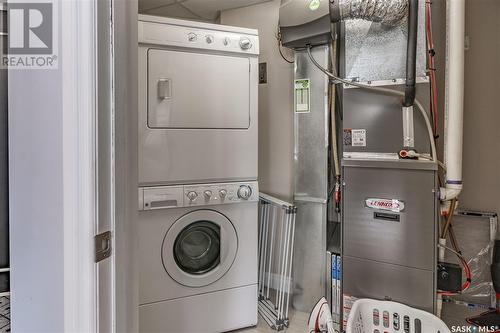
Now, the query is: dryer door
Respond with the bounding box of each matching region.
[148,49,251,129]
[162,210,237,287]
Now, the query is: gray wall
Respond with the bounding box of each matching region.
[460,1,500,214]
[432,0,500,215]
[221,0,294,201]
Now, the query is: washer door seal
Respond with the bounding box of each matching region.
[162,210,238,287]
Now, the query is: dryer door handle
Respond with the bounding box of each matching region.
[158,78,172,100]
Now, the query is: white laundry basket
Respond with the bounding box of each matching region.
[345,299,451,333]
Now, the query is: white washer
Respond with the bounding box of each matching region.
[138,182,259,333]
[138,15,259,186]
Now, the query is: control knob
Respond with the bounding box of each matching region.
[187,32,197,42]
[205,35,215,44]
[219,189,227,199]
[187,191,198,201]
[239,37,252,50]
[237,185,252,200]
[204,190,212,200]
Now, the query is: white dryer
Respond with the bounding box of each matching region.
[138,181,259,333]
[138,15,259,186]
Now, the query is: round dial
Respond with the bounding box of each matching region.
[219,189,227,198]
[204,190,212,199]
[187,32,197,42]
[205,35,215,44]
[187,191,198,201]
[237,185,252,200]
[239,37,252,50]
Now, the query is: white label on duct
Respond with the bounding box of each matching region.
[365,198,405,213]
[351,129,366,147]
[294,79,310,113]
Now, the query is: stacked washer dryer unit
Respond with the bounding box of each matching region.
[138,15,259,333]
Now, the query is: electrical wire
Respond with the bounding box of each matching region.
[306,45,438,163]
[424,0,446,188]
[449,225,472,292]
[437,203,472,296]
[425,0,439,136]
[406,152,447,171]
[307,46,404,95]
[441,199,457,238]
[437,243,465,262]
[328,39,342,213]
[276,28,294,64]
[329,41,340,180]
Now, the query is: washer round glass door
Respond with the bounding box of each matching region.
[162,210,238,287]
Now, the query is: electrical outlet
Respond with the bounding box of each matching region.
[259,62,267,84]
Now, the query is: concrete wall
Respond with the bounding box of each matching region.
[221,0,294,201]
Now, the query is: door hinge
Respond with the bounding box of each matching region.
[95,231,112,263]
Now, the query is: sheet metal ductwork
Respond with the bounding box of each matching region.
[330,0,408,26]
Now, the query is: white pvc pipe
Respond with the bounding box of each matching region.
[441,0,465,201]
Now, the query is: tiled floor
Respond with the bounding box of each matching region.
[0,297,9,332]
[236,309,309,333]
[441,302,485,327]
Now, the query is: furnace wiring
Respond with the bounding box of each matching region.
[306,45,438,164]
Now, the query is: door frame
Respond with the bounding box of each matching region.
[96,0,139,332]
[8,0,138,331]
[60,0,98,331]
[63,0,139,331]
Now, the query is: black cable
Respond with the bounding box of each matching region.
[403,0,419,107]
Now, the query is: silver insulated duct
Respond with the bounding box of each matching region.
[330,0,408,26]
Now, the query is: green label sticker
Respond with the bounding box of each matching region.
[309,0,321,11]
[295,79,311,113]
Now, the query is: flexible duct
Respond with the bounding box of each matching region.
[330,0,417,110]
[330,0,408,26]
[441,0,465,201]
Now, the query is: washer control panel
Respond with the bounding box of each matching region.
[140,181,258,210]
[184,182,258,206]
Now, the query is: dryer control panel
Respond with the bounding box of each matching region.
[139,15,259,55]
[139,181,259,211]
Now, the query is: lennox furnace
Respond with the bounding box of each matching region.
[279,0,466,328]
